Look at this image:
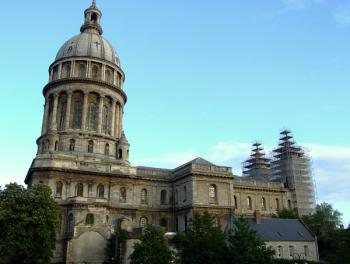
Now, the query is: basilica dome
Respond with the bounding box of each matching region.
[54,0,120,67]
[55,33,120,66]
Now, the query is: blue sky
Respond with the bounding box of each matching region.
[0,0,349,225]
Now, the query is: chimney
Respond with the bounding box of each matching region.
[254,210,261,224]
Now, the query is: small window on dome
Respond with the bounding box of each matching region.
[67,46,73,54]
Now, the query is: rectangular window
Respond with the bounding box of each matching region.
[289,246,294,258]
[304,245,309,257]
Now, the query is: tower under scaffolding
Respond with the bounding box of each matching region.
[271,130,316,216]
[242,142,271,181]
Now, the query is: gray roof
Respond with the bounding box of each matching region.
[55,32,120,66]
[247,218,315,241]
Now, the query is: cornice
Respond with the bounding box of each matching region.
[43,78,127,103]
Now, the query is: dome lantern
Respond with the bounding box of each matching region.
[80,0,103,35]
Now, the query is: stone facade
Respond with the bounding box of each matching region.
[25,2,316,263]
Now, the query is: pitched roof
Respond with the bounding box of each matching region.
[247,218,315,241]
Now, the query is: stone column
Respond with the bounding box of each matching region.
[87,60,91,78]
[41,98,50,135]
[49,69,53,82]
[101,64,106,81]
[115,103,120,138]
[70,61,75,77]
[81,92,89,130]
[97,95,105,133]
[65,92,72,130]
[110,99,116,137]
[119,108,124,138]
[50,94,59,131]
[58,64,62,79]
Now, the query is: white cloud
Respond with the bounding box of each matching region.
[133,142,350,226]
[333,5,350,26]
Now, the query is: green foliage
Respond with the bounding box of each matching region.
[302,203,342,237]
[323,227,350,264]
[0,183,59,264]
[300,202,350,263]
[130,225,172,264]
[174,211,227,264]
[226,218,275,264]
[273,208,299,219]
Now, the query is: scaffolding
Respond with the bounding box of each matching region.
[271,130,316,216]
[242,142,271,181]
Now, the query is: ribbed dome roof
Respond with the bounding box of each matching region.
[55,33,120,66]
[54,1,120,67]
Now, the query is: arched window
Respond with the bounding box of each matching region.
[91,65,100,80]
[76,183,84,197]
[62,63,71,78]
[288,200,292,209]
[117,72,122,87]
[183,186,187,202]
[234,195,238,209]
[247,196,252,209]
[102,105,111,134]
[140,217,148,228]
[160,218,167,229]
[45,139,50,151]
[120,187,126,203]
[91,12,98,23]
[105,69,113,83]
[209,184,217,204]
[275,198,280,211]
[104,144,109,155]
[54,141,59,151]
[97,184,104,198]
[69,139,75,151]
[160,190,167,205]
[88,183,93,197]
[67,213,74,233]
[52,65,59,80]
[261,197,266,210]
[88,140,93,153]
[57,93,67,130]
[118,149,123,159]
[78,63,86,78]
[289,246,294,258]
[141,188,147,204]
[85,213,94,225]
[87,103,98,131]
[277,246,283,258]
[72,93,83,129]
[55,181,63,198]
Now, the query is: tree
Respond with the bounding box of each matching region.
[302,202,342,237]
[0,183,59,264]
[273,208,299,219]
[226,218,275,264]
[129,225,172,264]
[302,202,343,261]
[174,211,227,264]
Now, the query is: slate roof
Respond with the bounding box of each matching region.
[247,218,315,241]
